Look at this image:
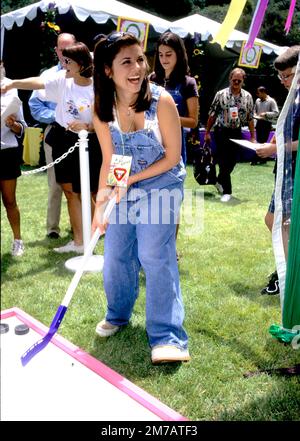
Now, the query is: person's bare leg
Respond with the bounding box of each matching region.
[265,211,274,233]
[265,210,289,258]
[1,179,21,239]
[61,182,83,245]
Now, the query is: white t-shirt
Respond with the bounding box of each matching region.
[31,64,61,102]
[44,71,94,128]
[1,77,26,149]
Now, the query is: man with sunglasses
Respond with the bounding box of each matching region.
[256,45,300,296]
[204,68,255,202]
[28,33,76,240]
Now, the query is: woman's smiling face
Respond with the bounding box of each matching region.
[107,44,147,94]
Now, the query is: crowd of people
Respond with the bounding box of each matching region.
[1,28,299,364]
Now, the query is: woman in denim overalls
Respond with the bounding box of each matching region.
[92,32,190,364]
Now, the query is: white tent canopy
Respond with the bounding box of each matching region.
[0,0,189,58]
[172,14,286,55]
[1,0,182,34]
[1,2,285,56]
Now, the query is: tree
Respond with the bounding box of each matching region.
[261,0,300,47]
[1,0,37,15]
[125,0,194,20]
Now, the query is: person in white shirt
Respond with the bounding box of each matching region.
[28,33,76,239]
[1,42,102,254]
[251,86,279,165]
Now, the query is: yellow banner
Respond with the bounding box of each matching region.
[22,127,43,166]
[212,0,247,49]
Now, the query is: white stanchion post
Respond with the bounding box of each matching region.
[78,130,91,251]
[65,130,104,273]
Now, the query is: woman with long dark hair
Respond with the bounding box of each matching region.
[150,31,199,165]
[92,32,190,364]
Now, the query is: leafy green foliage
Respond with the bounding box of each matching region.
[124,0,195,20]
[39,3,61,70]
[261,0,300,47]
[1,0,37,15]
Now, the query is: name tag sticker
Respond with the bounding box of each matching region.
[107,154,132,188]
[229,107,238,120]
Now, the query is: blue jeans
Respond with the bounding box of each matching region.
[103,189,188,349]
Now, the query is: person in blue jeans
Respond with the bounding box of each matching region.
[92,31,190,364]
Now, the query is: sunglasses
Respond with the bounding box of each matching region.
[231,79,242,84]
[63,58,74,65]
[105,31,134,48]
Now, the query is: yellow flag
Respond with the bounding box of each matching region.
[22,127,43,166]
[212,0,247,49]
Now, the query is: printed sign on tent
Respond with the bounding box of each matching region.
[117,17,149,51]
[238,41,263,69]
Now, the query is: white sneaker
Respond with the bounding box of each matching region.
[151,345,191,364]
[95,320,120,337]
[53,240,84,254]
[220,194,231,202]
[12,239,24,257]
[215,182,223,194]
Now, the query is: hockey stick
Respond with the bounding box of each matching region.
[21,197,116,366]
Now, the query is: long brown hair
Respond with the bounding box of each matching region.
[152,32,190,86]
[93,32,151,122]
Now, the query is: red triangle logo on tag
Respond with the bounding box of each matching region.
[114,167,127,181]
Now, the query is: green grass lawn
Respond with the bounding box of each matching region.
[1,161,299,421]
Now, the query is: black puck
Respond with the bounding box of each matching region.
[0,323,9,334]
[15,324,30,335]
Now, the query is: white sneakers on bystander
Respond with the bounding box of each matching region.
[11,239,24,257]
[220,194,231,202]
[53,240,84,254]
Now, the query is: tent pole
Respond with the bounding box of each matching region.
[1,25,5,59]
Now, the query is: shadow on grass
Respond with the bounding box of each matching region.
[202,192,249,206]
[194,327,299,374]
[217,380,300,421]
[1,253,20,275]
[230,282,279,308]
[25,235,71,249]
[227,196,249,206]
[1,245,85,282]
[90,322,182,381]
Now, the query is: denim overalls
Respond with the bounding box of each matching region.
[103,83,189,349]
[165,82,188,165]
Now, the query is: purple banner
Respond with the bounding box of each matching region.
[285,0,297,34]
[245,0,269,49]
